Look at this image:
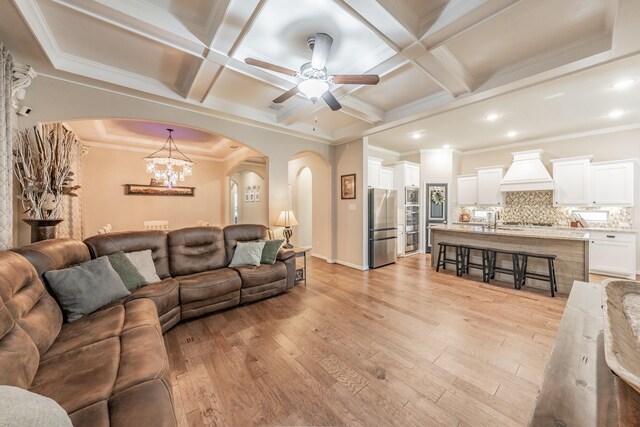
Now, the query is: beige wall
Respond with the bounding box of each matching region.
[230,170,267,225]
[334,139,367,269]
[81,146,224,238]
[288,151,333,261]
[18,75,332,244]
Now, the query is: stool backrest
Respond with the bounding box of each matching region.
[144,220,169,231]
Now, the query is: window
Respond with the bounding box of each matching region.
[573,210,608,222]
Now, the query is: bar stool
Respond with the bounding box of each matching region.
[519,252,558,297]
[487,248,521,289]
[436,242,463,277]
[461,245,491,282]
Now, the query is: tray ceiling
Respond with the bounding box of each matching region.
[4,0,640,150]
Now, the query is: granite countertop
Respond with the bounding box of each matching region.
[452,222,638,234]
[431,224,590,241]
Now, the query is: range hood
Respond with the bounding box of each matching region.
[500,149,554,192]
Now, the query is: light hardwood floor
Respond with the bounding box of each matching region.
[165,254,575,426]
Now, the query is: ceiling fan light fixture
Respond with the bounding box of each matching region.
[298,79,329,101]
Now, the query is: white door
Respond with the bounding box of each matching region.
[590,240,635,278]
[457,176,478,206]
[477,168,504,206]
[553,158,590,206]
[591,162,634,206]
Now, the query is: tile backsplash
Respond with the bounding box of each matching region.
[456,191,632,228]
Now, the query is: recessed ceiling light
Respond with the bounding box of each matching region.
[507,131,518,138]
[411,133,421,139]
[485,113,500,121]
[612,79,635,90]
[442,144,450,149]
[544,92,565,100]
[608,109,625,119]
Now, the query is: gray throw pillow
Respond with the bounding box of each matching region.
[44,257,130,322]
[107,251,147,291]
[125,250,161,283]
[229,241,266,267]
[0,386,72,427]
[261,239,284,264]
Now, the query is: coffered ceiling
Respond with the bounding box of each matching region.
[3,0,640,149]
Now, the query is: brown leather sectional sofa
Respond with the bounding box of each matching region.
[0,224,295,426]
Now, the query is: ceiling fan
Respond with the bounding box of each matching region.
[244,33,380,111]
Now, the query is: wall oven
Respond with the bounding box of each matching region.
[405,186,419,205]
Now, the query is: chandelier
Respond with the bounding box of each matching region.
[144,128,194,188]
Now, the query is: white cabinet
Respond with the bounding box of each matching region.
[405,164,420,187]
[368,157,382,188]
[457,175,478,206]
[589,231,636,279]
[591,160,635,206]
[552,156,591,206]
[380,167,394,190]
[476,167,504,206]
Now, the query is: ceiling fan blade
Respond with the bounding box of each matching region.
[322,91,341,111]
[332,75,380,85]
[245,58,297,77]
[311,33,333,70]
[273,86,300,104]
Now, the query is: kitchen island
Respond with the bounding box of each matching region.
[430,224,590,294]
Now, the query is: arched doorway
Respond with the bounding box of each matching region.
[296,167,312,248]
[229,180,238,224]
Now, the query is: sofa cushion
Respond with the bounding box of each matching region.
[177,268,242,304]
[31,298,173,424]
[224,224,269,265]
[107,251,146,291]
[0,386,72,427]
[84,231,171,279]
[0,250,63,357]
[229,241,265,267]
[11,239,91,283]
[125,250,161,283]
[168,227,226,276]
[232,262,287,288]
[44,257,130,322]
[261,239,284,264]
[124,278,180,333]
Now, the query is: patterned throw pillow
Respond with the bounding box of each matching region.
[107,251,147,291]
[229,241,266,267]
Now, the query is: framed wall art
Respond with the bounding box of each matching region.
[341,174,356,199]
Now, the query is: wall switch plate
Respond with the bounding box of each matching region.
[349,204,357,211]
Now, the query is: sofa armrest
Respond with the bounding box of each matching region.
[277,249,295,261]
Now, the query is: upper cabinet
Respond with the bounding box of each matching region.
[379,167,394,190]
[551,156,591,206]
[591,160,636,206]
[457,175,478,206]
[367,157,382,188]
[404,164,421,188]
[476,167,504,206]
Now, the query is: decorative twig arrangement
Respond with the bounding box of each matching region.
[14,124,81,219]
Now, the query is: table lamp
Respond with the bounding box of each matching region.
[275,210,298,249]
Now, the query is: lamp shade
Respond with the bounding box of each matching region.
[275,210,299,227]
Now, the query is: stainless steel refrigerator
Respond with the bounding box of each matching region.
[368,188,398,268]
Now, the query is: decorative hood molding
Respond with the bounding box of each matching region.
[500,149,554,192]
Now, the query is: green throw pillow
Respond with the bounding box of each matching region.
[108,251,147,291]
[229,241,266,267]
[261,239,283,264]
[44,257,130,322]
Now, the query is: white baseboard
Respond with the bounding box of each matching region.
[311,253,329,261]
[335,259,368,271]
